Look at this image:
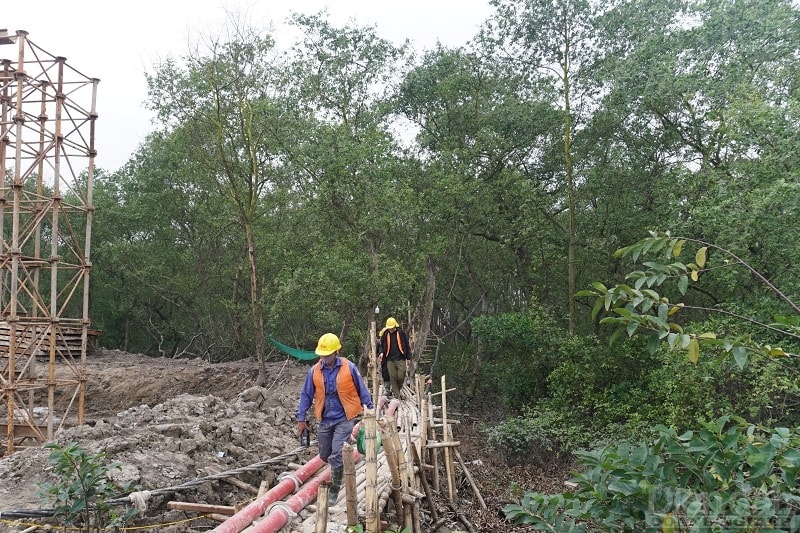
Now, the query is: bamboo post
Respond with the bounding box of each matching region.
[402,411,414,491]
[454,447,487,510]
[404,500,413,532]
[378,417,405,521]
[364,410,380,533]
[343,442,358,525]
[370,319,379,409]
[413,498,422,533]
[316,481,330,533]
[440,375,456,502]
[426,392,440,493]
[411,445,439,522]
[417,375,427,464]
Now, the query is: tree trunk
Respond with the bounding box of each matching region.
[246,224,266,385]
[563,50,576,335]
[465,297,487,397]
[413,256,437,373]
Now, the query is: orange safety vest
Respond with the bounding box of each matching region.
[312,357,363,421]
[382,330,407,359]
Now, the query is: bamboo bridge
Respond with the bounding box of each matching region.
[202,373,484,533]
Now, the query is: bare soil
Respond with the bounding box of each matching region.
[0,350,572,532]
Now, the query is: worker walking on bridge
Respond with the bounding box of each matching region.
[379,317,411,399]
[297,333,373,506]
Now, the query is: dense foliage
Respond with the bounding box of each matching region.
[505,416,800,531]
[77,5,800,524]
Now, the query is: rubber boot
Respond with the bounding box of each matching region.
[328,466,343,506]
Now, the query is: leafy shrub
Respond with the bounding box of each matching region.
[471,307,562,409]
[37,442,138,532]
[484,405,592,463]
[505,416,800,531]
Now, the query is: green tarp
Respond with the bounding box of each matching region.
[268,334,318,361]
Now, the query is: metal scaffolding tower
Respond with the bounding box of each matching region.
[0,29,98,455]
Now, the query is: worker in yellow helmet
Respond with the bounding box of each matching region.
[296,333,373,506]
[378,317,411,398]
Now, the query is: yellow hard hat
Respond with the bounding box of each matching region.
[315,333,342,356]
[385,317,399,329]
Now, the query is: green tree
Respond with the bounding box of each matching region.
[396,45,561,388]
[588,0,800,297]
[146,22,288,380]
[276,13,419,362]
[482,0,601,333]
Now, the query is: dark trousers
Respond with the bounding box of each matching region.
[317,418,354,469]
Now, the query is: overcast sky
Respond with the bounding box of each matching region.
[3,0,495,172]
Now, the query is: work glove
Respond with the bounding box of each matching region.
[297,420,309,437]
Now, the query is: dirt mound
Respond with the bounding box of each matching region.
[0,350,572,532]
[0,352,311,516]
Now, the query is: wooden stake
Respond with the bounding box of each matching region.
[454,447,487,510]
[343,442,358,526]
[316,481,330,533]
[440,375,456,502]
[364,410,380,533]
[411,445,439,522]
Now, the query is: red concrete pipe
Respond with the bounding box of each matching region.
[210,456,327,533]
[248,466,332,533]
[214,422,364,533]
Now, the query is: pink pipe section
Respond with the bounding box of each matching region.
[211,455,327,533]
[214,422,366,533]
[248,466,332,533]
[251,446,365,533]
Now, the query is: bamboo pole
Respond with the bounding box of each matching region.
[403,411,415,492]
[411,445,439,522]
[417,375,427,465]
[370,319,379,408]
[404,500,413,532]
[167,502,237,515]
[343,442,358,525]
[364,410,379,533]
[425,440,461,449]
[454,447,487,510]
[378,417,405,521]
[426,392,440,493]
[315,481,330,533]
[413,498,421,533]
[440,375,456,502]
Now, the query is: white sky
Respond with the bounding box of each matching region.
[2,0,495,172]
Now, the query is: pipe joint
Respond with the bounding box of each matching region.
[266,502,297,519]
[276,471,302,493]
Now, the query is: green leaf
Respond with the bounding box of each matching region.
[687,338,699,363]
[695,247,708,268]
[733,346,748,369]
[591,281,607,292]
[677,275,688,295]
[647,334,661,354]
[591,298,604,321]
[672,240,685,258]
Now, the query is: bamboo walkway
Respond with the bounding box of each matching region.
[210,374,472,533]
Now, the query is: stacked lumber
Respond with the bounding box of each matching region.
[0,321,99,358]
